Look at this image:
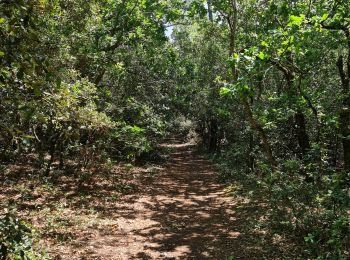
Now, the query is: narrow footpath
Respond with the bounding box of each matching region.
[56,142,269,259]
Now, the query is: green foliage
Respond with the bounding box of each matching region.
[0,209,47,259]
[111,122,152,161]
[0,0,174,168]
[1,0,350,257]
[217,157,349,258]
[268,169,349,258]
[176,0,350,257]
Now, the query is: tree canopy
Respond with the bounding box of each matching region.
[0,0,349,258]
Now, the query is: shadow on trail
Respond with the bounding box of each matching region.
[124,143,268,259]
[1,140,289,259]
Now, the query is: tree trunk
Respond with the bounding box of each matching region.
[228,0,238,80]
[272,61,311,158]
[208,118,218,153]
[242,99,277,170]
[226,0,276,169]
[207,0,213,22]
[337,54,350,171]
[295,109,311,155]
[247,132,255,172]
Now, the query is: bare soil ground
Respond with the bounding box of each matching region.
[84,142,242,260]
[1,141,288,259]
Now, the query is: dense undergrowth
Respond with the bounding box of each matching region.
[213,149,349,259]
[0,208,48,259]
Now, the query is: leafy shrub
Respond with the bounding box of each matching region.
[0,208,47,259]
[109,123,152,161]
[216,156,350,258]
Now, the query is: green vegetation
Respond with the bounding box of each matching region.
[0,208,48,259]
[0,0,349,258]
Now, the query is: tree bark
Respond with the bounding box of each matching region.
[208,118,218,153]
[226,0,276,170]
[228,0,238,80]
[271,60,311,157]
[207,0,213,22]
[337,54,350,171]
[320,23,350,171]
[242,99,278,169]
[295,109,311,155]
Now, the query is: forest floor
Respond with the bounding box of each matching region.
[1,141,292,259]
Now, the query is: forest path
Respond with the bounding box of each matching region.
[58,142,264,259]
[92,141,254,260]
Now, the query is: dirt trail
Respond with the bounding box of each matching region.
[56,142,258,259]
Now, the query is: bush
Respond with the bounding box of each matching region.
[216,156,350,258]
[0,208,47,259]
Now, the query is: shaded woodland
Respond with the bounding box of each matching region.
[0,0,349,259]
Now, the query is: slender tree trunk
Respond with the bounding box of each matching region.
[59,144,65,169]
[94,68,106,86]
[242,99,277,169]
[297,80,321,142]
[291,79,311,157]
[207,0,213,22]
[320,25,350,171]
[247,132,255,172]
[228,0,276,169]
[206,0,218,153]
[226,0,276,170]
[228,0,238,80]
[295,109,311,155]
[208,118,218,153]
[272,61,311,157]
[332,131,339,168]
[337,54,350,171]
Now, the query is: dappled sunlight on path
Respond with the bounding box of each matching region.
[54,142,267,259]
